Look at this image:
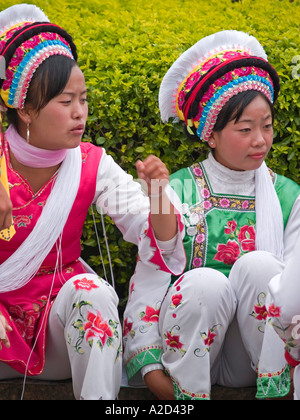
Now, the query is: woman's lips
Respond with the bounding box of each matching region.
[71,125,85,135]
[249,153,265,160]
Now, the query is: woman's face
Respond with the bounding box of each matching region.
[24,65,88,150]
[210,95,274,171]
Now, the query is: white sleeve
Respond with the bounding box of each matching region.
[93,149,149,246]
[93,150,186,275]
[283,195,300,262]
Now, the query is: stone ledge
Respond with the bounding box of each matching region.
[0,379,256,400]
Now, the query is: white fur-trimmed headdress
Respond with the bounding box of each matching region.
[159,30,279,142]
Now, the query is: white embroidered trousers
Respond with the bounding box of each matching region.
[0,274,122,400]
[124,251,285,399]
[267,231,300,399]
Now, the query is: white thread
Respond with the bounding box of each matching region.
[91,205,115,289]
[20,233,63,400]
[101,211,115,289]
[91,206,108,282]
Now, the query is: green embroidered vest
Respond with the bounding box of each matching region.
[170,163,300,281]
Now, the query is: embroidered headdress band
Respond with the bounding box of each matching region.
[0,5,77,109]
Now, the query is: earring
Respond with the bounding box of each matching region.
[26,122,30,144]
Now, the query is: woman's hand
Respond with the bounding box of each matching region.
[144,370,175,400]
[0,311,12,350]
[136,155,177,241]
[136,155,169,197]
[0,181,13,231]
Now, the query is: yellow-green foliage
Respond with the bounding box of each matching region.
[1,0,300,304]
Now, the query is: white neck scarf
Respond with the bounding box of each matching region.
[0,146,82,292]
[255,161,284,260]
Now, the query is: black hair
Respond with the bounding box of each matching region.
[183,90,274,141]
[213,90,275,132]
[6,54,78,127]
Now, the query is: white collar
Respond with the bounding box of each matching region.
[204,152,255,185]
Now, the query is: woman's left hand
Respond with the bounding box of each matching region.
[136,155,169,197]
[136,155,177,241]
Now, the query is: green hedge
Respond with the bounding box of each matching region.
[2,0,300,306]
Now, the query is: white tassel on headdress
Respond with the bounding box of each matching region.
[159,30,268,123]
[0,3,49,37]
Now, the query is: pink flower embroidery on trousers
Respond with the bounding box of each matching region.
[83,310,113,346]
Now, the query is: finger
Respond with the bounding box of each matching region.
[0,337,10,348]
[135,161,146,179]
[0,325,11,349]
[0,210,12,231]
[3,213,13,230]
[0,328,9,347]
[147,168,169,183]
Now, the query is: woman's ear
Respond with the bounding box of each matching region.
[208,132,217,148]
[16,107,32,125]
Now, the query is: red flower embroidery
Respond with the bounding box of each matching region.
[14,214,32,228]
[204,330,217,347]
[166,331,184,350]
[214,240,241,265]
[214,71,233,87]
[123,318,133,337]
[73,277,99,291]
[9,297,48,343]
[238,225,256,252]
[185,71,201,90]
[171,294,183,308]
[224,220,237,235]
[268,303,281,318]
[234,67,252,77]
[83,310,113,346]
[141,306,160,323]
[254,305,268,321]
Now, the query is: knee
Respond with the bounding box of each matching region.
[59,274,119,312]
[173,268,235,309]
[229,251,284,291]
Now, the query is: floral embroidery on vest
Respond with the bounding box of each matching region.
[188,162,256,270]
[214,219,256,265]
[13,214,32,228]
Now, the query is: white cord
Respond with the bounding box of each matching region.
[100,211,115,289]
[20,234,63,400]
[91,206,115,289]
[91,206,107,282]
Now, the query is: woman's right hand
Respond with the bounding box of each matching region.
[0,311,12,350]
[0,181,13,231]
[144,369,175,400]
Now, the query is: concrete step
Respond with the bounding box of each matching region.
[0,379,257,400]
